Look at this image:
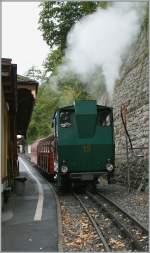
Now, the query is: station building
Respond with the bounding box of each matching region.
[1,58,38,201]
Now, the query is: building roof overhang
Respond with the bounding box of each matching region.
[2,58,39,137]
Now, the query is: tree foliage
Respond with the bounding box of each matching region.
[38,1,100,50]
[27,84,59,143]
[43,47,63,74]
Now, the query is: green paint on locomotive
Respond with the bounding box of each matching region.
[75,100,97,138]
[54,100,115,182]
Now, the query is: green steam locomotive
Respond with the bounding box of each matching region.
[52,100,115,189]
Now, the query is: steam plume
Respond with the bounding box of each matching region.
[51,2,147,104]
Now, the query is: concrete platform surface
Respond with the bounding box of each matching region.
[2,157,58,252]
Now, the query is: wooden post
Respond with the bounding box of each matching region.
[121,104,130,193]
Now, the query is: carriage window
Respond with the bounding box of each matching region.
[60,111,72,128]
[98,111,111,127]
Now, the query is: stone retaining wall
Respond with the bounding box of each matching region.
[113,19,149,189]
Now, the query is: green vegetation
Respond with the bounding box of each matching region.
[38,1,100,50]
[44,47,63,74]
[27,1,109,143]
[27,84,59,143]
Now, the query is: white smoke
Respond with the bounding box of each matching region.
[61,1,147,96]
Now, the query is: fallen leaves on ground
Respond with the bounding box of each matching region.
[109,238,126,249]
[61,205,104,251]
[138,235,148,241]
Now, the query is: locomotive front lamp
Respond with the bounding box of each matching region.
[106,159,113,172]
[106,164,113,172]
[61,160,68,173]
[61,165,68,173]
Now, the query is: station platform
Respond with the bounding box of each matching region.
[2,156,59,252]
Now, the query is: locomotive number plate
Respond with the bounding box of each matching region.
[83,144,91,153]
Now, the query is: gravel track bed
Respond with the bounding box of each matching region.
[98,184,149,229]
[59,193,106,252]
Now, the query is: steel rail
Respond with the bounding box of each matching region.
[87,191,146,252]
[73,192,111,252]
[97,192,148,234]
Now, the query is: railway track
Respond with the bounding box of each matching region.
[57,186,149,252]
[59,191,109,251]
[73,192,111,251]
[74,192,135,251]
[96,191,148,233]
[84,191,149,252]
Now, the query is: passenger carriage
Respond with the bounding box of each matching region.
[31,136,55,180]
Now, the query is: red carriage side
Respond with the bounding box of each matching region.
[31,136,55,179]
[31,139,41,165]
